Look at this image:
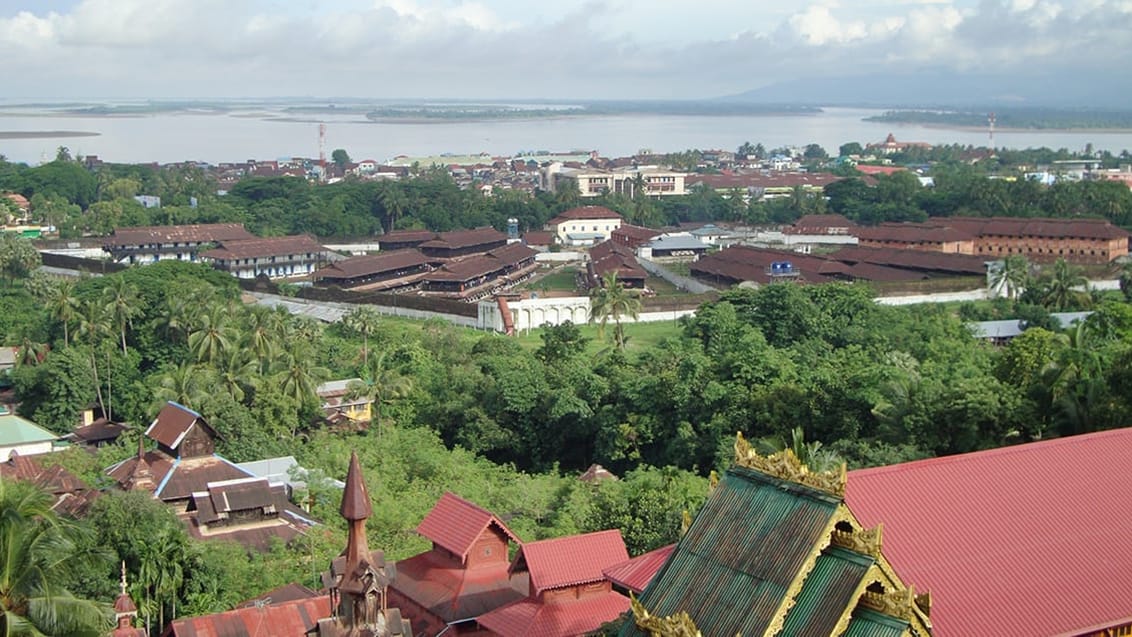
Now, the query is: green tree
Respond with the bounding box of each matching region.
[331,149,351,170]
[0,478,111,637]
[839,142,864,157]
[102,277,141,356]
[347,351,413,432]
[75,299,110,416]
[42,276,79,347]
[534,320,589,364]
[154,362,212,410]
[188,304,237,365]
[343,306,381,367]
[1041,258,1091,311]
[0,234,41,282]
[990,255,1030,301]
[589,273,641,351]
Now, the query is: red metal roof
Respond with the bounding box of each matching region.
[603,543,675,594]
[547,205,622,226]
[512,529,629,595]
[846,428,1132,637]
[475,591,630,637]
[417,492,521,559]
[164,595,330,636]
[392,551,526,622]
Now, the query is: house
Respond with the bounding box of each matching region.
[477,530,631,637]
[546,206,624,247]
[199,234,329,279]
[0,409,61,461]
[379,229,439,252]
[103,223,255,264]
[67,405,129,448]
[968,311,1091,345]
[106,402,313,550]
[317,379,373,425]
[315,249,432,291]
[611,224,662,249]
[788,214,857,236]
[621,436,931,637]
[0,451,97,517]
[544,166,687,198]
[846,428,1132,636]
[164,452,412,636]
[388,492,526,635]
[856,223,976,254]
[640,234,709,261]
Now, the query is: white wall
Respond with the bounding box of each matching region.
[1,441,54,462]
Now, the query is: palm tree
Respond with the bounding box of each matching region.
[346,351,412,432]
[188,305,237,365]
[273,346,330,422]
[589,272,641,350]
[43,277,78,346]
[0,479,112,636]
[377,184,408,234]
[103,277,141,355]
[1041,258,1091,311]
[990,254,1030,301]
[755,427,844,473]
[154,362,211,410]
[75,299,110,416]
[1119,261,1132,301]
[343,306,381,366]
[15,336,48,367]
[213,348,257,403]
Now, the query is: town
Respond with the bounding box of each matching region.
[2,131,1132,637]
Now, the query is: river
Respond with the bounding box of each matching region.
[2,107,1131,165]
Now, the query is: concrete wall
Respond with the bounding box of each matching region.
[637,258,718,294]
[535,252,586,263]
[477,295,697,333]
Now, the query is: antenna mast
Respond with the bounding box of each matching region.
[988,112,996,147]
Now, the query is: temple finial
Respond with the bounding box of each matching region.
[120,561,128,595]
[340,451,373,521]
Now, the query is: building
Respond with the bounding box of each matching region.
[164,452,412,637]
[587,241,648,290]
[317,379,373,427]
[112,566,147,637]
[103,223,255,264]
[925,216,1130,264]
[418,227,509,260]
[545,165,687,198]
[788,214,857,236]
[378,229,439,252]
[856,223,976,254]
[866,133,932,155]
[0,410,61,461]
[420,244,538,301]
[477,530,631,637]
[0,451,97,517]
[67,405,129,448]
[685,172,842,202]
[545,206,624,247]
[621,436,931,637]
[640,234,709,261]
[611,224,662,249]
[388,492,526,635]
[846,428,1132,636]
[106,402,313,550]
[199,235,329,279]
[315,250,433,291]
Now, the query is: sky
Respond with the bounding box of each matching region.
[1,0,1131,100]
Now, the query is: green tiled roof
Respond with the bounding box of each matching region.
[843,607,910,637]
[623,465,842,637]
[780,545,875,636]
[0,414,59,446]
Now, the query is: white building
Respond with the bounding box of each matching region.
[0,411,60,461]
[543,164,687,198]
[200,235,329,280]
[103,223,255,264]
[545,205,624,247]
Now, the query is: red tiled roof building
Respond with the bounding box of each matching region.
[389,492,525,636]
[477,530,631,637]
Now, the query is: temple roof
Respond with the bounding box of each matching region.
[512,529,628,596]
[339,451,372,521]
[416,491,520,560]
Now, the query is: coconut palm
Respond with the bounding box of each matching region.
[75,299,110,416]
[1041,258,1091,311]
[0,479,112,637]
[43,277,78,346]
[346,351,412,432]
[343,306,381,366]
[1119,261,1132,301]
[273,345,330,416]
[990,254,1030,301]
[188,305,237,365]
[589,272,641,350]
[154,362,212,410]
[102,277,141,355]
[377,184,409,234]
[213,348,258,403]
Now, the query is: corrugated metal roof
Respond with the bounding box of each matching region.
[842,608,910,637]
[846,428,1132,637]
[392,551,525,622]
[104,223,254,247]
[476,591,630,637]
[603,544,675,594]
[416,492,521,559]
[145,402,214,452]
[626,466,840,637]
[779,546,874,636]
[514,529,629,595]
[0,414,58,445]
[166,595,330,636]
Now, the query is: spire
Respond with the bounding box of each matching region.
[340,451,372,521]
[113,562,139,631]
[122,437,154,493]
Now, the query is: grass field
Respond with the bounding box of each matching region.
[520,266,580,293]
[514,319,684,357]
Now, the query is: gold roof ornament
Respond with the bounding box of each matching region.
[860,585,918,621]
[733,432,847,497]
[680,510,693,537]
[832,523,884,558]
[631,594,706,637]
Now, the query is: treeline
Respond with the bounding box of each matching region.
[865,108,1132,131]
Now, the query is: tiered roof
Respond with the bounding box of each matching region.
[622,435,930,637]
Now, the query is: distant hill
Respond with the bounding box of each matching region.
[720,70,1132,110]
